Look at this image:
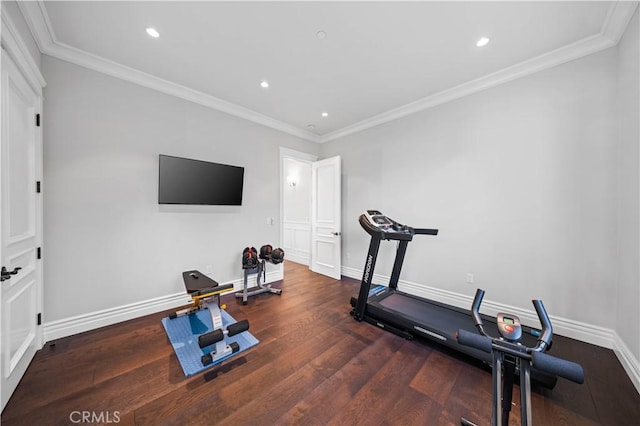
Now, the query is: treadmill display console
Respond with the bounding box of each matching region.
[496,312,522,342]
[365,210,390,225]
[364,210,408,233]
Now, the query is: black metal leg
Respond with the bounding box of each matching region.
[388,240,408,290]
[492,351,503,426]
[502,358,516,426]
[520,359,533,426]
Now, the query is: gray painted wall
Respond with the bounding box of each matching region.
[321,46,620,331]
[616,9,640,364]
[42,56,319,322]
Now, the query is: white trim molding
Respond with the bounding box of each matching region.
[613,333,640,395]
[43,292,191,343]
[601,1,640,44]
[341,264,640,394]
[321,1,639,142]
[43,267,283,342]
[17,1,638,144]
[280,147,318,163]
[16,1,320,144]
[15,1,55,53]
[1,7,46,95]
[232,266,284,294]
[321,34,615,143]
[283,253,309,266]
[44,41,322,143]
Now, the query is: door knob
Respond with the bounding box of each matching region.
[1,266,22,282]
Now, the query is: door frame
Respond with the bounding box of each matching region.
[279,147,317,267]
[1,9,46,411]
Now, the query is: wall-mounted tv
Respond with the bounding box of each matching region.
[158,154,244,205]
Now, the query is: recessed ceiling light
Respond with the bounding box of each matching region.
[260,80,269,89]
[316,31,327,40]
[321,112,328,117]
[476,37,490,47]
[146,27,160,38]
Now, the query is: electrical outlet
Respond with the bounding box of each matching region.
[206,265,213,275]
[466,273,474,284]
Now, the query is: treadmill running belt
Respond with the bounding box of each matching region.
[379,293,478,335]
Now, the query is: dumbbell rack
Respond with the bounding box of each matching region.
[236,260,282,305]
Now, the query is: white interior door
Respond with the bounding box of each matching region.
[1,49,43,411]
[310,156,341,279]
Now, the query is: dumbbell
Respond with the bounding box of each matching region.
[259,244,273,260]
[270,248,285,264]
[242,247,258,269]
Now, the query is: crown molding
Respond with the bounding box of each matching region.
[17,1,638,145]
[1,6,46,94]
[601,1,639,44]
[44,40,322,143]
[318,1,639,143]
[319,32,616,143]
[16,1,56,52]
[18,1,321,143]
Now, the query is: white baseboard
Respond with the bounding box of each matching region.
[284,253,309,266]
[342,264,640,395]
[43,292,191,343]
[232,267,284,291]
[613,333,640,394]
[342,265,386,285]
[43,267,284,343]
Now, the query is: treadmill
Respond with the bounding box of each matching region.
[350,210,556,388]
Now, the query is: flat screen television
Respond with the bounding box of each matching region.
[158,154,244,205]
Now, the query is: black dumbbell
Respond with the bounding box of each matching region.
[242,247,258,269]
[270,248,285,264]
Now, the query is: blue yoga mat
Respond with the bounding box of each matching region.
[161,308,259,377]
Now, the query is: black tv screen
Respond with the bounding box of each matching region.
[158,154,244,205]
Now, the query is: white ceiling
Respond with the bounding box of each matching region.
[16,1,638,142]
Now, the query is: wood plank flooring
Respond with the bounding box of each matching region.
[2,261,639,425]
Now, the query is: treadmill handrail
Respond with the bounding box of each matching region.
[457,329,584,384]
[414,228,439,235]
[470,288,552,353]
[471,288,487,336]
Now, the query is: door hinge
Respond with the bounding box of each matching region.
[37,247,41,259]
[36,181,41,193]
[37,313,42,326]
[36,113,41,127]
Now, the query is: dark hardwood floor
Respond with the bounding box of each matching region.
[2,261,639,425]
